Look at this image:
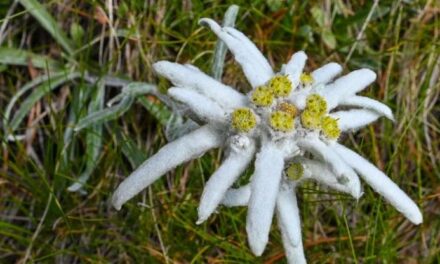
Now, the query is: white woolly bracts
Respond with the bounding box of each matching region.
[111,18,422,263]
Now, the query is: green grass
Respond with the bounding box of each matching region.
[1,0,439,263]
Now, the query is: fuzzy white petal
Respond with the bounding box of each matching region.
[153,61,246,109]
[282,235,306,264]
[332,143,423,224]
[339,96,394,121]
[199,18,273,87]
[184,63,203,72]
[112,125,224,210]
[330,109,381,131]
[276,182,302,247]
[297,138,362,198]
[283,51,307,86]
[289,86,312,110]
[247,142,284,256]
[168,87,227,123]
[322,69,377,109]
[311,62,342,85]
[221,184,251,207]
[223,26,274,80]
[197,138,256,224]
[278,192,307,264]
[300,158,356,195]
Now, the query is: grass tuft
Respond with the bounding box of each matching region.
[1,1,439,263]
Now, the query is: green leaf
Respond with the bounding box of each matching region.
[18,0,75,55]
[137,96,172,127]
[211,5,239,80]
[0,64,8,72]
[311,6,325,27]
[322,29,337,49]
[122,82,158,95]
[0,47,60,70]
[3,71,67,133]
[113,126,147,168]
[61,83,89,168]
[74,82,157,131]
[311,6,337,49]
[74,95,135,132]
[7,71,80,133]
[70,22,85,45]
[68,82,105,192]
[0,221,31,244]
[107,82,157,106]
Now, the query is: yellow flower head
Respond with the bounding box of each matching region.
[300,110,322,129]
[231,108,257,133]
[321,116,340,140]
[268,75,292,98]
[278,102,298,117]
[251,86,274,107]
[305,94,327,116]
[286,162,304,181]
[300,73,314,85]
[269,111,294,132]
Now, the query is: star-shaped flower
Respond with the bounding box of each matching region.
[111,18,422,263]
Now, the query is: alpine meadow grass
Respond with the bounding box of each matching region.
[0,1,439,263]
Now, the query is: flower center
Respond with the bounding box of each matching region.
[286,162,304,181]
[251,86,274,107]
[238,76,297,135]
[231,108,257,133]
[300,73,314,85]
[300,94,341,140]
[321,116,340,139]
[305,94,327,116]
[268,75,292,98]
[300,110,322,129]
[231,80,340,139]
[277,102,298,117]
[269,111,294,132]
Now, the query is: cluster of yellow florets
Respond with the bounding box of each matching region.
[300,94,340,139]
[300,73,314,85]
[251,86,274,107]
[269,110,294,132]
[250,75,293,107]
[300,94,327,129]
[231,108,257,133]
[321,116,340,140]
[269,102,298,132]
[277,102,298,117]
[300,110,322,129]
[268,75,293,97]
[305,94,327,116]
[241,75,297,134]
[286,162,304,181]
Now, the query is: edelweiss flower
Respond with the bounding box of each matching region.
[112,18,422,263]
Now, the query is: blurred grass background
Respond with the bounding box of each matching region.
[0,0,439,263]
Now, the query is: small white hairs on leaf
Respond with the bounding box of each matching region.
[111,17,422,264]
